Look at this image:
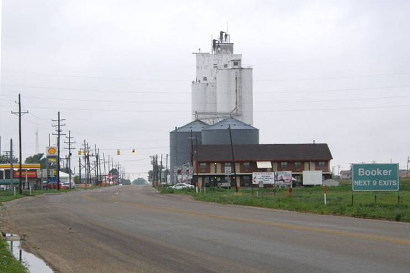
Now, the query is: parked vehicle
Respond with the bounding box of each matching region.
[171,183,194,190]
[218,182,231,189]
[63,182,75,189]
[47,182,69,190]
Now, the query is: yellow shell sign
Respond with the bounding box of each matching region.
[47,147,57,156]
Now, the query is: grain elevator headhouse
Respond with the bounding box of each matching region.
[192,31,253,125]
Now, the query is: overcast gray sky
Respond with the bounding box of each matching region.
[1,0,410,179]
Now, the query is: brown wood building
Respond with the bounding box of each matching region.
[193,144,333,187]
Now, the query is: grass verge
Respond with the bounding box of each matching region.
[0,237,27,273]
[159,179,410,222]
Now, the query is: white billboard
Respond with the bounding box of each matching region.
[252,172,275,185]
[303,171,323,185]
[275,171,292,185]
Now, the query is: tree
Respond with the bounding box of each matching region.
[0,154,18,164]
[109,168,119,176]
[148,170,153,182]
[25,153,47,169]
[122,179,131,185]
[133,177,148,185]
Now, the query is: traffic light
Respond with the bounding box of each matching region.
[78,150,81,156]
[132,149,136,155]
[117,149,120,155]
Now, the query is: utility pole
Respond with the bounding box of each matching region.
[175,126,178,184]
[407,156,409,178]
[9,139,14,188]
[103,153,107,184]
[156,155,159,186]
[52,112,65,190]
[35,130,39,154]
[64,130,75,189]
[82,140,88,185]
[117,162,120,184]
[160,154,163,185]
[195,135,199,188]
[228,125,238,192]
[87,144,92,185]
[94,145,99,186]
[165,154,168,184]
[97,149,101,184]
[11,94,28,194]
[190,130,194,167]
[78,157,82,185]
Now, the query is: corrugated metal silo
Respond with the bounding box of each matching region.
[201,117,259,145]
[170,120,209,184]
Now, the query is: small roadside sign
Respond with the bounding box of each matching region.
[225,166,231,175]
[352,163,399,191]
[252,172,275,185]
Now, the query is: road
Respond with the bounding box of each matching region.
[1,185,409,273]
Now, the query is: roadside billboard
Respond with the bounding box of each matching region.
[252,172,275,185]
[352,163,399,191]
[275,171,292,186]
[303,171,322,185]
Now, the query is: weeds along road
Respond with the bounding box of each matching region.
[1,185,409,273]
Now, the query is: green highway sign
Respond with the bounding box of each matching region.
[352,163,399,191]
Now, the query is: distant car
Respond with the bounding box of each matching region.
[47,182,69,190]
[171,183,194,190]
[63,182,75,189]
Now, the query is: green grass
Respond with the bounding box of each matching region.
[159,179,410,222]
[0,238,27,273]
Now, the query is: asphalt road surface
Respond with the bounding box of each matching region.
[1,185,409,273]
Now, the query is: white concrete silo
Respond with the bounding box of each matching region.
[191,31,253,125]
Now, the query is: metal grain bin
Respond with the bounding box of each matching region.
[170,120,209,184]
[201,118,259,145]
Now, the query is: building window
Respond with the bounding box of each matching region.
[233,61,239,66]
[281,162,287,170]
[243,162,250,172]
[200,163,207,173]
[213,64,217,68]
[294,162,301,171]
[318,162,325,170]
[203,76,207,81]
[242,176,251,187]
[224,64,228,68]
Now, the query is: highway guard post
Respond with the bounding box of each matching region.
[352,163,400,205]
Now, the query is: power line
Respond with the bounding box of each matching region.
[2,82,410,95]
[4,93,410,106]
[2,70,187,82]
[8,103,410,113]
[3,69,410,82]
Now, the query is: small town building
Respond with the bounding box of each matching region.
[0,163,41,189]
[193,144,333,187]
[340,170,352,180]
